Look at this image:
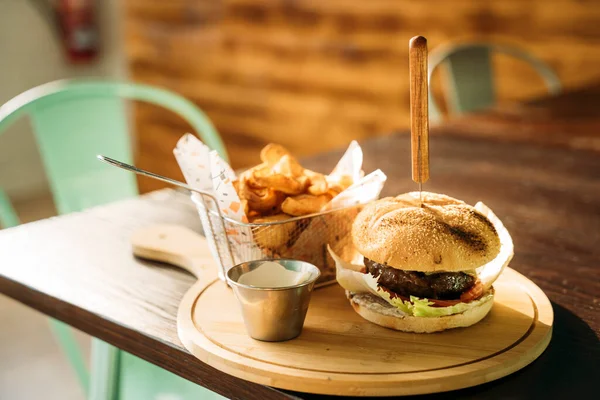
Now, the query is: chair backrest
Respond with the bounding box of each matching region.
[428,42,561,122]
[0,80,227,214]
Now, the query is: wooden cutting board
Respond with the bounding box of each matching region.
[132,224,553,397]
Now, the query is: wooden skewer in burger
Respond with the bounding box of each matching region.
[409,35,429,205]
[329,36,514,333]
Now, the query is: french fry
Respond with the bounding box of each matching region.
[337,175,354,189]
[252,172,308,195]
[281,194,331,216]
[273,155,304,177]
[248,209,260,219]
[297,175,310,188]
[260,144,291,166]
[241,164,270,189]
[237,144,355,220]
[327,187,342,199]
[305,169,329,195]
[252,213,297,252]
[239,180,284,214]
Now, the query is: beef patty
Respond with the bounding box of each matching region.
[365,258,475,300]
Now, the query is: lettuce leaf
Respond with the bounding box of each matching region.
[385,293,494,317]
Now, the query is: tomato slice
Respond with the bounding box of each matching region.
[460,281,484,303]
[380,280,484,308]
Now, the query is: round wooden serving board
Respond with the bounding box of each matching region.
[132,225,553,397]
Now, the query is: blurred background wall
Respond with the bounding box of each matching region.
[0,0,125,201]
[1,0,599,196]
[123,0,600,192]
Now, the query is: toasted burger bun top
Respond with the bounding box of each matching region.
[352,192,501,272]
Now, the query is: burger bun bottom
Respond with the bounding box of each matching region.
[347,288,495,333]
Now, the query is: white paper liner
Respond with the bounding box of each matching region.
[175,135,223,273]
[174,133,214,193]
[329,140,364,182]
[208,150,246,222]
[324,170,387,211]
[473,202,514,290]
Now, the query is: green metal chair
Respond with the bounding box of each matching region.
[427,42,562,122]
[0,79,227,400]
[0,189,20,228]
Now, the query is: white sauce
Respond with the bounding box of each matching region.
[237,261,310,288]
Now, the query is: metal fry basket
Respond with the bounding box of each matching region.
[190,192,363,287]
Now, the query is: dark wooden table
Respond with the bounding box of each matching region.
[434,83,600,153]
[1,86,599,399]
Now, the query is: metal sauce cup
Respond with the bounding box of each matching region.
[226,259,320,342]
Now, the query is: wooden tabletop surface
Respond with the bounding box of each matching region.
[1,87,599,399]
[435,83,600,153]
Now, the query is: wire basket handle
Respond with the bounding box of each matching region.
[193,192,235,279]
[96,155,236,279]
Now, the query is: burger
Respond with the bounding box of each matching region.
[330,191,513,333]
